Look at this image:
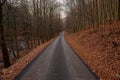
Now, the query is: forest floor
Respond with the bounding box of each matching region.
[0,50,29,68]
[0,38,54,80]
[65,21,120,80]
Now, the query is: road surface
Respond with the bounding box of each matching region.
[15,33,99,80]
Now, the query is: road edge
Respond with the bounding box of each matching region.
[14,37,58,80]
[64,35,100,80]
[0,37,57,80]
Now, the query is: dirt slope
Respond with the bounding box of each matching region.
[65,22,120,80]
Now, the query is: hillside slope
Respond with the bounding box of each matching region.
[65,22,120,80]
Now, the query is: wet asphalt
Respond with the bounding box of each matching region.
[15,33,99,80]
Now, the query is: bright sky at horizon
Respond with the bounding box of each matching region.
[56,0,65,4]
[56,0,67,18]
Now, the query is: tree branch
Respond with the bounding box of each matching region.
[1,0,7,6]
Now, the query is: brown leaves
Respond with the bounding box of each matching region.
[65,22,120,80]
[0,38,54,80]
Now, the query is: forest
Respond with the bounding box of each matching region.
[0,0,62,68]
[65,0,119,32]
[65,0,120,80]
[0,0,120,80]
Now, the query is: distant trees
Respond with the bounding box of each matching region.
[0,0,62,68]
[65,0,119,32]
[30,0,62,46]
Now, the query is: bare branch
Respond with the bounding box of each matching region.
[1,0,7,6]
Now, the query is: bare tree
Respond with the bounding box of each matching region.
[119,0,120,20]
[0,0,11,68]
[65,0,119,33]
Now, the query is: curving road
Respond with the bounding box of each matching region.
[15,33,99,80]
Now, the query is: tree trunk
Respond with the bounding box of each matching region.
[0,5,11,68]
[13,14,19,58]
[118,0,120,20]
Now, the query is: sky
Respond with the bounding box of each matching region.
[57,0,65,4]
[56,0,67,18]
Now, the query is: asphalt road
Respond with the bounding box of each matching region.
[15,33,99,80]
